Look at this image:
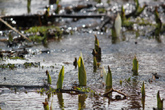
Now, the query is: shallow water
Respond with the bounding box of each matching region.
[0,0,165,110]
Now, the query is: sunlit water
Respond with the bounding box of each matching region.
[0,0,165,110]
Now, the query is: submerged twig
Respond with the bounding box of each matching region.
[0,18,31,42]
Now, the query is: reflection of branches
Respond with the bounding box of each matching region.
[102,88,127,99]
[56,89,87,95]
[56,88,127,101]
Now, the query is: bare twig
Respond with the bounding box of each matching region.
[0,18,31,42]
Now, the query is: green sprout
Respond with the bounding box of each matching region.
[57,66,65,89]
[120,80,122,85]
[106,66,112,90]
[93,35,101,62]
[141,81,145,109]
[94,35,99,51]
[121,6,134,28]
[78,55,87,86]
[132,56,139,75]
[157,91,164,110]
[46,70,52,85]
[93,56,97,72]
[134,0,147,17]
[141,81,145,98]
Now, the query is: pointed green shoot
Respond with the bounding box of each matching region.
[57,66,65,89]
[78,56,87,86]
[46,70,52,85]
[94,35,99,51]
[141,81,145,98]
[141,82,145,109]
[93,35,101,62]
[157,91,163,110]
[93,56,97,72]
[120,80,122,85]
[106,66,112,89]
[135,4,147,17]
[132,56,139,75]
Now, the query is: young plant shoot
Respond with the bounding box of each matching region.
[78,55,87,86]
[57,66,65,89]
[157,91,163,110]
[93,56,97,72]
[106,66,112,89]
[46,70,52,85]
[132,56,139,75]
[141,81,145,98]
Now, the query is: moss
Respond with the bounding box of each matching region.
[25,26,64,43]
[29,35,45,43]
[9,56,25,60]
[97,8,106,13]
[0,63,16,69]
[23,62,39,68]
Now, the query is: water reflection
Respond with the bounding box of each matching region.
[111,35,119,44]
[141,97,145,109]
[78,94,87,110]
[57,93,64,110]
[129,77,141,109]
[27,0,31,13]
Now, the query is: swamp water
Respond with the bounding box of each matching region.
[0,0,165,110]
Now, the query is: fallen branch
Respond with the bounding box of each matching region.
[0,18,31,42]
